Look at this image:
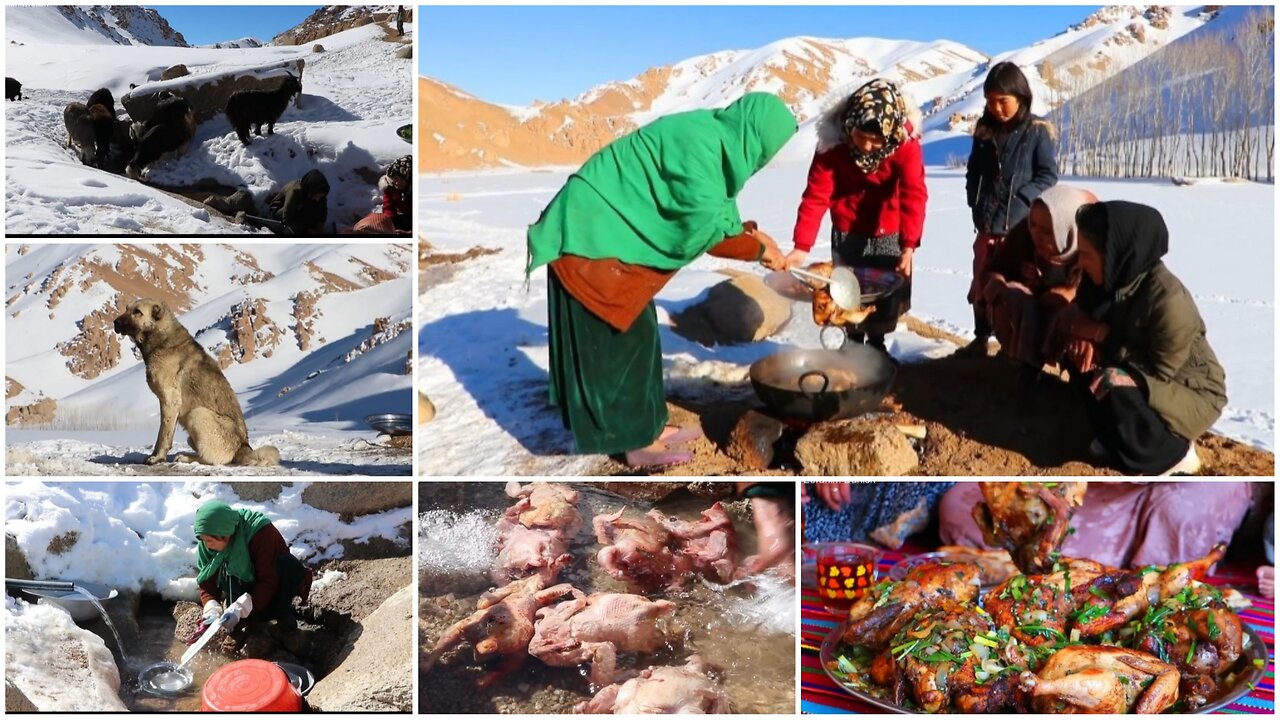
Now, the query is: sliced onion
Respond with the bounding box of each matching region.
[975,670,990,682]
[1069,628,1081,643]
[973,643,991,660]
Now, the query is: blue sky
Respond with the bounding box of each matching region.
[153,5,320,46]
[422,5,1101,105]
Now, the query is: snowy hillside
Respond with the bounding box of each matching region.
[418,168,1273,475]
[422,5,1222,171]
[6,244,414,476]
[5,7,414,235]
[6,5,189,47]
[5,481,411,598]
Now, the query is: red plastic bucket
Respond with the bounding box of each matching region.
[201,659,301,712]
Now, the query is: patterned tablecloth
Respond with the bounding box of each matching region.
[801,550,1275,714]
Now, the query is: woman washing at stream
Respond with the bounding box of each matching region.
[193,500,314,656]
[527,92,798,470]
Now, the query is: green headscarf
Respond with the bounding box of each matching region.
[193,500,273,587]
[526,92,798,273]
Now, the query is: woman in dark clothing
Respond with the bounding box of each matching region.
[963,62,1059,355]
[787,78,928,351]
[267,169,330,235]
[194,500,313,632]
[1055,201,1227,475]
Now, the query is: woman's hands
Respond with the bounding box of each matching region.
[801,482,853,512]
[754,228,787,270]
[784,249,809,270]
[1065,337,1097,374]
[895,247,915,278]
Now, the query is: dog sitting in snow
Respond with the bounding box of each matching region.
[113,298,280,466]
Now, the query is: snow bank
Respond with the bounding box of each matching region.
[4,481,412,599]
[4,594,126,711]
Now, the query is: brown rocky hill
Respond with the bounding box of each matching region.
[273,4,412,46]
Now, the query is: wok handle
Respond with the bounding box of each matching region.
[798,370,830,399]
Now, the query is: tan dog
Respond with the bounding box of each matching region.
[113,298,280,466]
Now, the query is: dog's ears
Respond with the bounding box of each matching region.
[151,304,164,321]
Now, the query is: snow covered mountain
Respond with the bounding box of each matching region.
[5,5,189,47]
[199,37,265,50]
[5,244,413,432]
[274,4,409,46]
[421,5,1220,172]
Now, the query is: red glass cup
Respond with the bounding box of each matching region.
[815,542,881,615]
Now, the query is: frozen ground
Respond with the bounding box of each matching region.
[419,165,1274,475]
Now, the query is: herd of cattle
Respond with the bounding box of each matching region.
[5,72,303,181]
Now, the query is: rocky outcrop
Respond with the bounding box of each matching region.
[6,533,34,580]
[6,397,57,426]
[301,482,412,519]
[306,584,413,712]
[6,376,24,400]
[160,64,189,80]
[795,420,919,476]
[227,481,290,502]
[273,5,412,46]
[5,600,128,711]
[56,299,125,380]
[215,298,284,368]
[292,291,321,351]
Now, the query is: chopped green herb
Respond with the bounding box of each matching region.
[1067,526,1076,536]
[1072,604,1109,625]
[837,655,857,675]
[1138,565,1161,575]
[1185,639,1196,664]
[974,635,1000,649]
[1141,676,1154,689]
[1017,624,1067,642]
[1043,482,1058,488]
[1119,675,1131,685]
[1089,586,1109,600]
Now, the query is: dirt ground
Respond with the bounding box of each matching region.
[643,317,1274,477]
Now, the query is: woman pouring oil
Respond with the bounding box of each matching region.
[193,500,313,655]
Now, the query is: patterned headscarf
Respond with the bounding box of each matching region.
[841,78,909,173]
[388,155,412,180]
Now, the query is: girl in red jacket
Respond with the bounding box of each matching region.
[787,78,928,351]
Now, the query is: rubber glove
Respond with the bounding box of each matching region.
[202,599,222,625]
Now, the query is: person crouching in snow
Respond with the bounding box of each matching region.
[194,500,313,655]
[786,78,928,352]
[265,169,330,235]
[1055,201,1226,475]
[977,185,1097,387]
[379,155,412,232]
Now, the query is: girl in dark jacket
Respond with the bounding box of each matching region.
[963,62,1059,355]
[1053,201,1226,475]
[787,78,928,351]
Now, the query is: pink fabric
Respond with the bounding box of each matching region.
[939,482,1253,569]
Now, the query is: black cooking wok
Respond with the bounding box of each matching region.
[749,345,897,423]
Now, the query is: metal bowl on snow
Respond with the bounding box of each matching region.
[749,344,896,423]
[365,413,412,436]
[138,661,193,697]
[20,580,118,623]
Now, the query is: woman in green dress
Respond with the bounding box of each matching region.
[527,92,797,469]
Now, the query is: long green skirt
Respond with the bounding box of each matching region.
[547,273,667,455]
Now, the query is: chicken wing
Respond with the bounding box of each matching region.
[842,562,981,649]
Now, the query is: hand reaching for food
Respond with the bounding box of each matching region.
[972,482,1086,574]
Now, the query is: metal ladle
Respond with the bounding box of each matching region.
[788,266,861,310]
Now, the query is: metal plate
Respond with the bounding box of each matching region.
[138,661,193,697]
[819,620,1269,714]
[364,413,412,435]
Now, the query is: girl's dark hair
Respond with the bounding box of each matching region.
[980,61,1033,128]
[1075,202,1109,250]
